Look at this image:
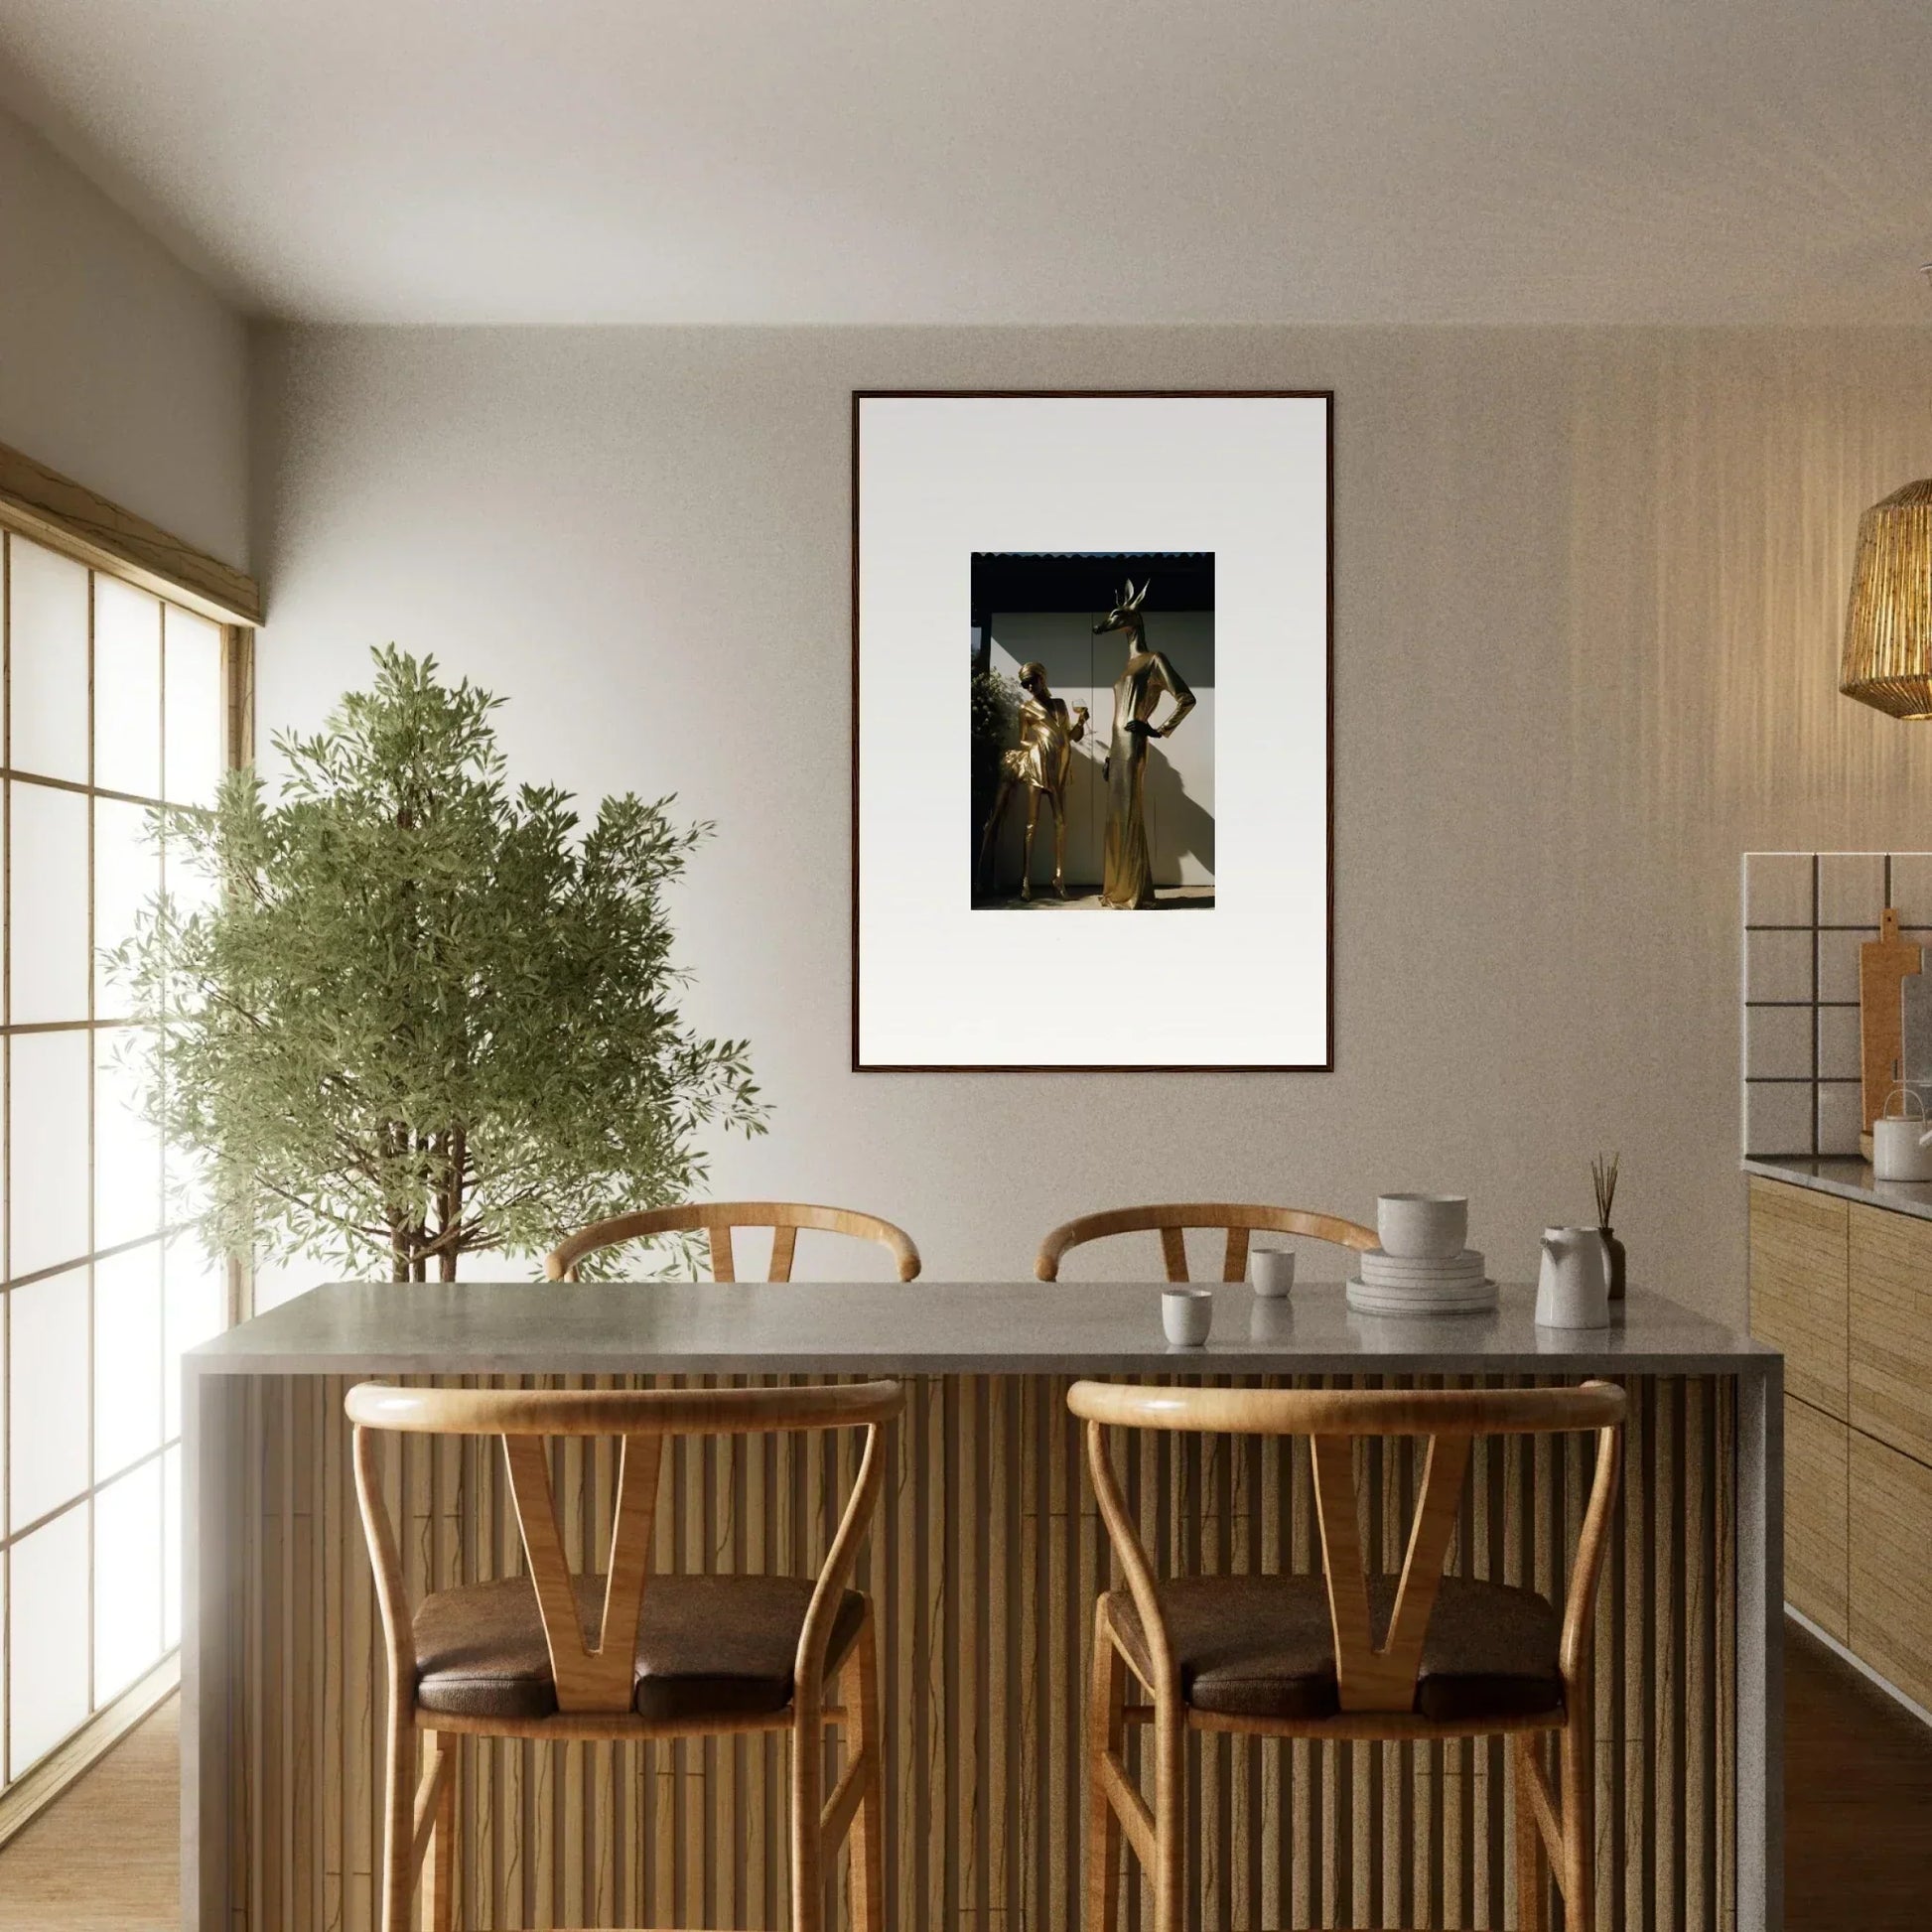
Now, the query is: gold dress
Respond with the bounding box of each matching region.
[976,665,1087,900]
[1004,690,1079,795]
[1101,649,1193,909]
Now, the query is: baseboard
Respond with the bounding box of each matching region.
[0,1653,180,1848]
[1787,1604,1932,1730]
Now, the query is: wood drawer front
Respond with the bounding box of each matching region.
[1850,1430,1932,1713]
[1749,1177,1848,1419]
[1850,1201,1932,1466]
[1783,1396,1849,1641]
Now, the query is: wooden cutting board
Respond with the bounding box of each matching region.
[1863,907,1923,1136]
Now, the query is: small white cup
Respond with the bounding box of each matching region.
[1377,1192,1468,1260]
[1162,1286,1214,1346]
[1250,1249,1297,1298]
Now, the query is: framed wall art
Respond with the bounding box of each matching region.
[852,390,1332,1071]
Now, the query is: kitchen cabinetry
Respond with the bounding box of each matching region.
[1850,1431,1932,1712]
[1749,1173,1932,1713]
[1850,1201,1932,1466]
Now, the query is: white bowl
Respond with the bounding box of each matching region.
[1376,1193,1468,1260]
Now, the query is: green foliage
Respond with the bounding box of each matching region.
[970,666,1019,859]
[107,646,767,1282]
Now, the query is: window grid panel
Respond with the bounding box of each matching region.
[3,532,10,1779]
[0,520,244,1793]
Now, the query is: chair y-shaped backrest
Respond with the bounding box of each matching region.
[345,1379,905,1716]
[1066,1380,1625,1712]
[1035,1201,1376,1285]
[545,1200,921,1284]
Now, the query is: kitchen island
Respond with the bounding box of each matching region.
[183,1282,1781,1931]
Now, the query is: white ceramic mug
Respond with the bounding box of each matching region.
[1377,1192,1468,1260]
[1535,1226,1612,1329]
[1162,1286,1213,1346]
[1250,1249,1297,1298]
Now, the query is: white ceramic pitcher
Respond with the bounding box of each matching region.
[1535,1225,1612,1329]
[1872,1087,1932,1181]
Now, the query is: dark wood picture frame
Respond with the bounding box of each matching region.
[850,388,1334,1073]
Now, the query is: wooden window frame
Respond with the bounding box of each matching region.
[0,436,259,1844]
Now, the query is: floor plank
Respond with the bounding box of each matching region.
[0,1697,179,1930]
[1785,1620,1932,1930]
[0,1621,1924,1928]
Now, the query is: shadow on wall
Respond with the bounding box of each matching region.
[1145,747,1215,879]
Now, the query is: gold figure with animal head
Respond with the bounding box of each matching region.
[976,660,1089,900]
[1094,579,1194,908]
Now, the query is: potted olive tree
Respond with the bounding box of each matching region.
[110,646,766,1282]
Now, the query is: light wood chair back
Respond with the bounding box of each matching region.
[1035,1201,1376,1285]
[544,1200,921,1283]
[346,1380,903,1719]
[1068,1378,1625,1932]
[1067,1380,1624,1714]
[345,1378,903,1932]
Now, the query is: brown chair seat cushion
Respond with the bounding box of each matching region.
[413,1573,866,1724]
[1106,1573,1563,1724]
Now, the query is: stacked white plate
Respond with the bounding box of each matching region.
[1346,1246,1496,1316]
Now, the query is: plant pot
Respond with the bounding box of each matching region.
[1600,1227,1626,1302]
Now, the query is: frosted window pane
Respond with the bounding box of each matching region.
[163,1443,182,1648]
[7,536,88,783]
[163,1233,224,1439]
[9,1506,89,1771]
[10,1031,91,1278]
[94,1459,163,1700]
[162,608,224,808]
[161,826,220,929]
[249,1255,310,1312]
[94,796,161,1011]
[164,1118,211,1236]
[7,1265,88,1526]
[93,576,162,799]
[95,1029,161,1249]
[94,1243,162,1479]
[9,780,89,1025]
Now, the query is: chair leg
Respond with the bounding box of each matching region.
[379,1701,414,1932]
[1151,1690,1186,1932]
[791,1696,826,1932]
[424,1733,457,1932]
[1560,1687,1595,1932]
[845,1611,887,1932]
[1084,1605,1127,1932]
[1513,1733,1549,1932]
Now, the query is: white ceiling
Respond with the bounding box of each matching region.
[1,0,1929,326]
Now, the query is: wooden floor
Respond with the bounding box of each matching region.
[1783,1621,1932,1930]
[0,1622,1924,1929]
[0,1697,180,1931]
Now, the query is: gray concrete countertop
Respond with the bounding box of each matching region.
[1744,1154,1932,1225]
[189,1280,1774,1379]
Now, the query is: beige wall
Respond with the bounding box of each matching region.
[249,323,1932,1311]
[0,103,248,567]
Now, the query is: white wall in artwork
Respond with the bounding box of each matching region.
[986,612,1215,892]
[249,324,1932,1315]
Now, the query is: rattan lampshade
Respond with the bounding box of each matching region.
[1842,479,1932,719]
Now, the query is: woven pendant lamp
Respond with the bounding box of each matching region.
[1842,479,1932,718]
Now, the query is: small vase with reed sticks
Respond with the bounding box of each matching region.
[1592,1151,1626,1302]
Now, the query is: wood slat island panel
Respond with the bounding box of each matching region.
[194,1369,1738,1931]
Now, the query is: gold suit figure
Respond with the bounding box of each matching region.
[976,661,1088,900]
[1095,579,1195,908]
